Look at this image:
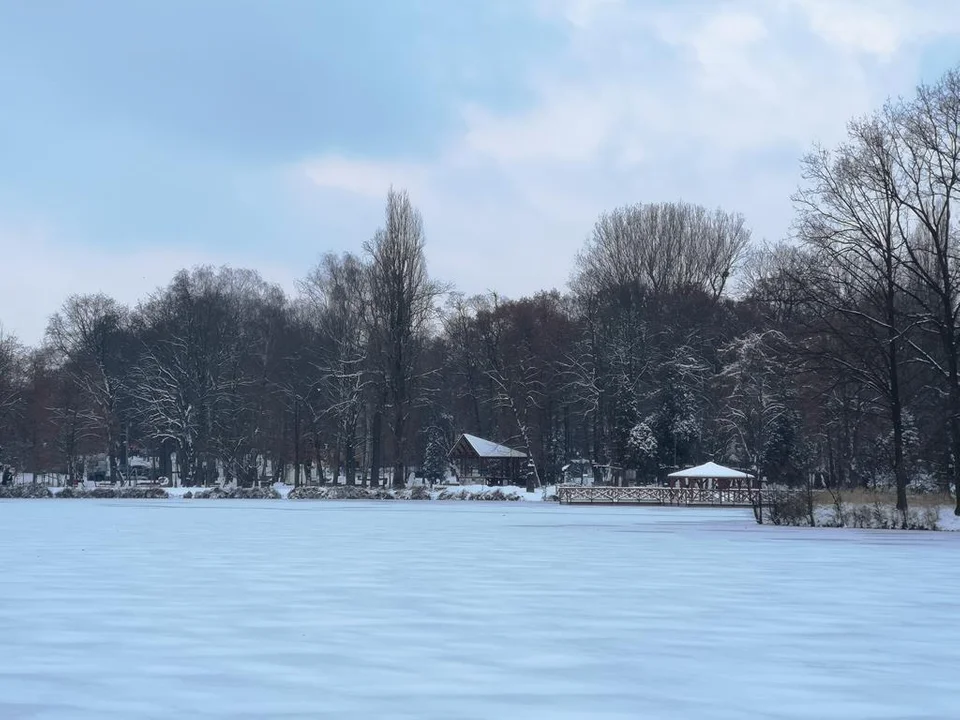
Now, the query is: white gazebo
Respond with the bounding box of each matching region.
[666,461,757,490]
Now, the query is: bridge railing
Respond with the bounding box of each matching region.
[556,485,775,507]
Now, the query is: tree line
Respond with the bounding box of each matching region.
[3,67,960,516]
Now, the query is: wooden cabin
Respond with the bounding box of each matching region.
[448,433,527,486]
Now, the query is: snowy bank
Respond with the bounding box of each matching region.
[287,484,557,502]
[760,489,957,530]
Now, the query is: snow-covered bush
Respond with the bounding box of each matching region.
[406,486,431,501]
[287,486,328,500]
[908,473,942,495]
[437,488,521,501]
[232,486,281,499]
[288,486,397,500]
[0,483,52,499]
[845,503,939,530]
[195,486,280,499]
[119,486,169,499]
[764,495,941,530]
[330,486,391,500]
[55,486,87,498]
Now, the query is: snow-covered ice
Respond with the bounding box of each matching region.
[1,501,958,719]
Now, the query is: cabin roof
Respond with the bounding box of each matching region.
[453,433,527,459]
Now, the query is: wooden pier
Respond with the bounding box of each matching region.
[557,485,772,507]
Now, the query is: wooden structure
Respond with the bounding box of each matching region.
[561,459,594,485]
[557,485,775,507]
[666,461,759,490]
[448,433,527,486]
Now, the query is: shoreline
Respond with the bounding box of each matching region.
[3,483,958,531]
[0,482,555,503]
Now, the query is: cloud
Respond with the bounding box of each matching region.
[785,0,960,58]
[0,224,297,346]
[536,0,624,28]
[302,156,428,200]
[5,0,958,350]
[295,0,960,305]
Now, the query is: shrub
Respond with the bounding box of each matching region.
[288,486,329,500]
[906,507,940,531]
[437,488,522,501]
[767,490,813,526]
[230,486,281,499]
[55,486,88,498]
[326,486,368,500]
[0,483,53,499]
[119,486,169,499]
[909,473,942,495]
[195,486,280,499]
[408,486,431,501]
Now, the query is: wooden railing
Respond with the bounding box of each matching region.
[556,485,776,507]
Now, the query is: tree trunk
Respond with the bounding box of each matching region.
[345,432,356,486]
[948,374,960,516]
[370,406,382,488]
[334,432,343,486]
[885,262,908,524]
[938,292,960,515]
[525,464,536,494]
[107,425,118,484]
[293,400,302,488]
[392,377,406,489]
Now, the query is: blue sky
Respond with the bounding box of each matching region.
[1,0,958,343]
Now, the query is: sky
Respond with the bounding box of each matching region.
[0,0,958,344]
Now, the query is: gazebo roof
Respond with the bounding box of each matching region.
[454,433,527,459]
[667,461,754,479]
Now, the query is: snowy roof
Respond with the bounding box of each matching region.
[459,434,527,459]
[667,461,754,479]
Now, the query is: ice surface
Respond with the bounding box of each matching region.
[1,501,958,719]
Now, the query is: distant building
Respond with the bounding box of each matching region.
[561,458,594,485]
[448,433,527,486]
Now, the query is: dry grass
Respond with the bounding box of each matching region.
[812,489,954,509]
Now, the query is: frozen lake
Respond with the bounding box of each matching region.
[1,501,958,719]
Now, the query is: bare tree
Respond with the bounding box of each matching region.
[573,201,750,301]
[472,293,545,492]
[300,252,369,485]
[47,294,130,483]
[793,113,912,519]
[0,326,24,481]
[886,69,960,513]
[718,330,799,491]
